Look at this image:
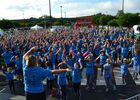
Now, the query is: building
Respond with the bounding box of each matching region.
[74,16,96,29]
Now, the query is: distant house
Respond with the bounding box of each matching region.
[74,16,96,29]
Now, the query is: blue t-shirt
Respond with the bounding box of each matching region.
[110,50,117,59]
[120,64,128,76]
[50,52,56,64]
[132,55,140,66]
[23,59,51,93]
[1,52,14,64]
[110,35,115,41]
[14,59,22,70]
[100,55,107,65]
[4,71,15,80]
[72,68,81,83]
[46,67,55,80]
[94,48,101,56]
[106,48,111,56]
[121,47,129,58]
[57,51,63,62]
[66,59,75,69]
[57,72,67,86]
[103,63,111,78]
[86,61,95,74]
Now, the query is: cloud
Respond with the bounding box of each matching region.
[0,0,139,19]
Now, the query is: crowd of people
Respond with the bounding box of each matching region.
[0,27,140,100]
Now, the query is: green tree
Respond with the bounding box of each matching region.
[117,13,140,27]
[99,15,115,25]
[92,14,102,25]
[108,19,118,27]
[54,20,62,26]
[0,19,15,29]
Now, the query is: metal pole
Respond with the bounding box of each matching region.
[49,0,52,28]
[60,6,62,25]
[65,12,66,18]
[60,6,62,18]
[122,0,124,13]
[44,16,46,29]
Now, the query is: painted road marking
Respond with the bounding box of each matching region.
[0,88,6,93]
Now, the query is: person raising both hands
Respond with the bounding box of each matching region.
[22,46,71,100]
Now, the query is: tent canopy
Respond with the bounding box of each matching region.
[0,28,4,35]
[30,25,43,30]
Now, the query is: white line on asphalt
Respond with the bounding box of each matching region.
[0,88,6,93]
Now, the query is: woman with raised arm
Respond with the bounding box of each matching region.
[23,46,70,100]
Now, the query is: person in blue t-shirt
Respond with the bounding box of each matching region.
[72,58,83,99]
[120,42,129,61]
[11,55,23,81]
[23,47,71,100]
[110,47,117,64]
[85,53,96,90]
[57,62,69,100]
[118,58,129,85]
[1,49,14,68]
[45,61,56,96]
[130,54,140,80]
[103,58,116,92]
[96,50,107,76]
[2,66,15,93]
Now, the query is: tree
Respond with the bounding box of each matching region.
[99,15,115,25]
[92,14,103,25]
[108,19,118,27]
[54,20,62,26]
[12,21,20,28]
[117,13,140,27]
[0,19,17,29]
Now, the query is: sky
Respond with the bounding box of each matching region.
[0,0,139,20]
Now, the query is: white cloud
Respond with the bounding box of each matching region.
[0,0,139,19]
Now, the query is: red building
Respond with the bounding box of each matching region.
[74,16,96,29]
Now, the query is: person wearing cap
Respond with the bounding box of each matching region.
[23,47,71,100]
[96,50,107,76]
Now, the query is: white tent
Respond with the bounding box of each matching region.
[0,28,4,35]
[30,25,43,30]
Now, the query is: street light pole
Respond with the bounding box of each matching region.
[60,6,63,26]
[49,0,52,28]
[60,6,62,18]
[122,0,124,13]
[65,12,66,18]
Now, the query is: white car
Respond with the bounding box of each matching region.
[133,25,140,35]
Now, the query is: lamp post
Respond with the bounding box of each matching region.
[44,16,46,29]
[60,6,63,25]
[64,12,66,18]
[49,0,52,28]
[60,6,62,18]
[122,0,124,13]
